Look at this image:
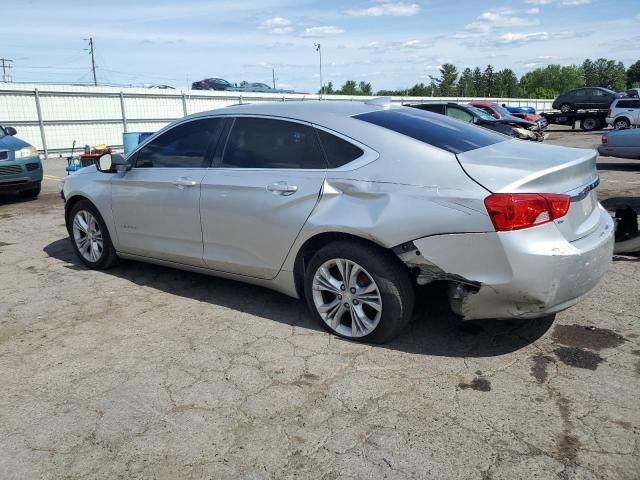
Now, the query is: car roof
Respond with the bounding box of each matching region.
[188,100,396,124]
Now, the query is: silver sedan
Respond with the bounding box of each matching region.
[61,100,614,343]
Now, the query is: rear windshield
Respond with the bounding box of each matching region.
[354,108,507,154]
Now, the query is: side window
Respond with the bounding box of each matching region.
[591,89,606,97]
[414,104,445,114]
[617,100,631,108]
[632,100,640,108]
[222,117,326,169]
[570,90,582,97]
[446,107,473,123]
[316,129,364,168]
[136,118,224,168]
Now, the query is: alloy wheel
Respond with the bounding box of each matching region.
[72,210,104,262]
[311,258,382,338]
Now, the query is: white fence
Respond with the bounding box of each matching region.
[0,83,555,157]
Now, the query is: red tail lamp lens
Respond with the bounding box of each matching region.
[484,193,571,231]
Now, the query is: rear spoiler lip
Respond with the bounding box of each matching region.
[569,177,600,202]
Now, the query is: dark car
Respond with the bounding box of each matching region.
[552,87,618,113]
[0,125,42,198]
[235,82,295,94]
[191,77,236,91]
[407,103,543,141]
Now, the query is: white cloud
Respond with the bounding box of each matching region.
[300,26,344,38]
[362,38,430,51]
[345,2,420,17]
[525,0,553,4]
[493,31,574,45]
[458,8,539,37]
[259,17,293,35]
[526,7,540,14]
[525,0,590,4]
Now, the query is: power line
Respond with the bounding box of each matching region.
[83,37,97,86]
[1,58,13,82]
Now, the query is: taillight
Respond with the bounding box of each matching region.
[484,193,571,231]
[602,135,608,145]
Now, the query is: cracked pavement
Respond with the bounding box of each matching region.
[0,127,639,479]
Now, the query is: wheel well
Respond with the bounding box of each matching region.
[615,116,631,124]
[64,195,91,232]
[293,232,389,299]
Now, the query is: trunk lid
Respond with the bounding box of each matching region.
[457,139,600,242]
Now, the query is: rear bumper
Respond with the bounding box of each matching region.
[404,205,614,320]
[598,145,640,159]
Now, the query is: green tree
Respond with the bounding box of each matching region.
[583,59,596,86]
[584,58,626,90]
[358,81,373,96]
[337,80,358,95]
[407,82,430,96]
[494,69,518,97]
[518,64,584,98]
[437,63,458,97]
[627,60,640,88]
[458,67,474,96]
[472,67,483,96]
[482,65,495,96]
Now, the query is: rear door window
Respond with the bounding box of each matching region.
[354,108,507,154]
[315,129,364,168]
[222,117,326,169]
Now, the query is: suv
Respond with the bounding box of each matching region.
[552,87,618,113]
[0,126,42,198]
[607,98,640,129]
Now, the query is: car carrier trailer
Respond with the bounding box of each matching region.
[540,110,608,132]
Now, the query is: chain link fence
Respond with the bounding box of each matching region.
[0,83,555,157]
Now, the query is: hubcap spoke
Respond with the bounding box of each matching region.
[73,210,103,263]
[312,257,382,338]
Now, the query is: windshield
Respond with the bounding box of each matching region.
[491,104,513,116]
[0,126,6,139]
[465,105,496,121]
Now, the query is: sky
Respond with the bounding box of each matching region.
[1,0,638,93]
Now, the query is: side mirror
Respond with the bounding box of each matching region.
[96,153,130,173]
[4,126,17,136]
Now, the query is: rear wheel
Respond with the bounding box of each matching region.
[580,116,599,131]
[19,183,40,199]
[304,240,414,343]
[560,103,573,113]
[69,199,119,269]
[614,117,630,129]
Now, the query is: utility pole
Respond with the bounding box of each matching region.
[272,68,276,89]
[314,43,323,98]
[84,37,97,86]
[0,58,13,83]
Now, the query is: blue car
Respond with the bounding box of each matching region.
[0,126,42,198]
[598,128,640,160]
[504,105,536,115]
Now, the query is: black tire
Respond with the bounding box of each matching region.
[304,239,414,343]
[560,103,573,113]
[614,117,630,129]
[580,116,599,131]
[68,199,120,269]
[19,183,41,199]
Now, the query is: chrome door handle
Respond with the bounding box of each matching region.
[172,177,197,189]
[266,182,298,196]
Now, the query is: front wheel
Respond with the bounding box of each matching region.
[559,103,573,113]
[580,116,600,131]
[304,240,414,343]
[69,200,120,269]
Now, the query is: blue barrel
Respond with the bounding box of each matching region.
[123,132,154,155]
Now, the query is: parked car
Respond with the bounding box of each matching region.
[470,101,548,130]
[60,100,613,343]
[0,125,42,198]
[606,97,640,129]
[625,88,640,98]
[552,87,619,113]
[407,102,543,141]
[504,105,536,115]
[598,128,640,159]
[235,82,295,94]
[191,78,237,91]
